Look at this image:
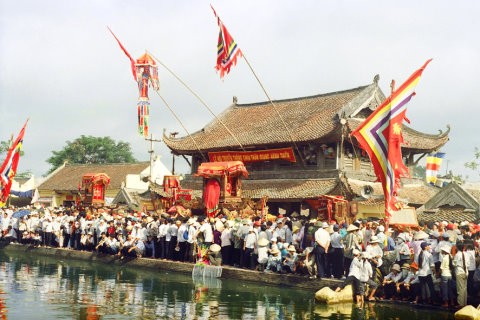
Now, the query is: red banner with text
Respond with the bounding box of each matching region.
[208,147,296,163]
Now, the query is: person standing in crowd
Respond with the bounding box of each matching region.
[395,234,411,267]
[243,226,257,270]
[454,241,470,307]
[417,241,435,304]
[343,224,360,277]
[439,245,456,307]
[196,216,214,248]
[176,219,188,262]
[220,220,233,266]
[314,221,330,279]
[329,224,344,279]
[366,236,383,283]
[158,218,168,259]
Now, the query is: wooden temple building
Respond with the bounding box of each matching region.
[161,76,451,222]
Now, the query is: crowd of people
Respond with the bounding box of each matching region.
[1,205,480,308]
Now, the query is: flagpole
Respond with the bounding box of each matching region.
[241,53,306,166]
[146,50,246,152]
[153,90,208,162]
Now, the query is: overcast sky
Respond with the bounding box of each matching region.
[1,1,479,182]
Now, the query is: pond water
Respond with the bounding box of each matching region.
[0,250,454,319]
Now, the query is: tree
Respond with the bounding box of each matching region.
[46,136,137,174]
[412,164,426,179]
[465,147,480,174]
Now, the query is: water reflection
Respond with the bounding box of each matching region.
[0,251,454,320]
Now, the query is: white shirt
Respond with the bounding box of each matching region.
[221,228,232,247]
[199,223,213,243]
[366,244,383,267]
[360,259,373,282]
[348,256,363,279]
[417,250,434,276]
[314,227,330,249]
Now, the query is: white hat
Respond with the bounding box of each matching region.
[377,225,385,232]
[369,236,380,243]
[352,249,361,256]
[209,244,221,253]
[413,230,429,240]
[270,247,280,255]
[258,238,269,247]
[347,224,359,232]
[322,222,329,228]
[440,246,451,254]
[391,264,401,272]
[287,245,296,252]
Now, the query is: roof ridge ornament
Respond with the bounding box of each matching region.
[373,74,380,84]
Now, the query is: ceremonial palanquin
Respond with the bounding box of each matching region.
[80,173,111,207]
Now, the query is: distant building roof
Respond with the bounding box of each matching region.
[38,162,150,191]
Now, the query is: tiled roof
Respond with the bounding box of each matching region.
[417,205,479,223]
[164,85,371,153]
[164,81,449,154]
[347,119,450,152]
[242,178,341,199]
[38,162,150,191]
[347,178,439,205]
[167,177,341,200]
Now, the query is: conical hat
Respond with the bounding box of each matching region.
[209,243,221,253]
[258,238,269,247]
[347,224,359,232]
[414,230,429,240]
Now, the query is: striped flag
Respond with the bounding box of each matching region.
[0,120,28,207]
[426,152,446,185]
[351,59,432,218]
[211,5,243,78]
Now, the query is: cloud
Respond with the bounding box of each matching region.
[1,0,479,181]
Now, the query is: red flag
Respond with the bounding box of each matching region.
[108,27,137,81]
[351,60,432,218]
[211,6,243,78]
[0,120,28,206]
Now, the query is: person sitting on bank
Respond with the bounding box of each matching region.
[208,243,222,266]
[282,245,298,273]
[382,263,402,300]
[118,234,135,259]
[264,246,282,273]
[95,232,108,253]
[359,251,378,302]
[335,249,362,304]
[128,237,145,258]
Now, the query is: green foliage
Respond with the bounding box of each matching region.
[465,147,480,173]
[413,165,426,178]
[46,136,136,174]
[0,140,10,154]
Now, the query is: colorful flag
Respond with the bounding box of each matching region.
[0,120,28,207]
[108,27,137,81]
[426,152,446,185]
[351,59,432,218]
[211,5,243,78]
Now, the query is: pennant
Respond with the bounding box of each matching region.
[0,120,28,207]
[108,27,137,81]
[426,152,445,185]
[351,59,432,218]
[211,5,243,78]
